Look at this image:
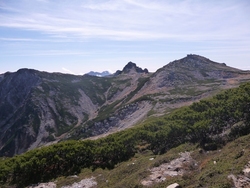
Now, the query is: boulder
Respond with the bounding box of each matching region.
[243,168,250,178]
[167,183,181,188]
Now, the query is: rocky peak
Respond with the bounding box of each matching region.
[123,62,138,72]
[165,54,232,72]
[167,54,211,68]
[0,69,41,99]
[115,61,148,75]
[186,54,210,61]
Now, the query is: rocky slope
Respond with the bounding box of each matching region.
[136,54,249,97]
[1,73,250,187]
[0,55,250,156]
[0,63,150,156]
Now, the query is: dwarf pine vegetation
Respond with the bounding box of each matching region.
[0,82,250,187]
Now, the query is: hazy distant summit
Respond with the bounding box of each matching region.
[86,71,111,77]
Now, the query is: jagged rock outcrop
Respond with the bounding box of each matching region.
[114,61,148,75]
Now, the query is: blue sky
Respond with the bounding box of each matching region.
[0,0,250,75]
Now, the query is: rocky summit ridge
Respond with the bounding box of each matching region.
[0,54,250,157]
[114,61,149,75]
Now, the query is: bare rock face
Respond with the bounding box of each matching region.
[80,101,151,138]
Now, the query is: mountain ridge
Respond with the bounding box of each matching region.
[1,81,250,187]
[1,54,250,156]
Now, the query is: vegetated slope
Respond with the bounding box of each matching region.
[69,54,250,140]
[1,54,250,157]
[54,135,249,188]
[0,82,250,187]
[0,64,150,157]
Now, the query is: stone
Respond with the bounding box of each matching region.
[167,183,180,188]
[243,168,250,178]
[61,177,97,188]
[28,182,56,188]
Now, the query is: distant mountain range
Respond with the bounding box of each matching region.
[1,54,250,157]
[86,61,149,77]
[86,71,111,77]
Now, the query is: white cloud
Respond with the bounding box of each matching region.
[0,37,35,42]
[0,0,249,42]
[0,0,250,74]
[62,67,75,74]
[36,0,48,3]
